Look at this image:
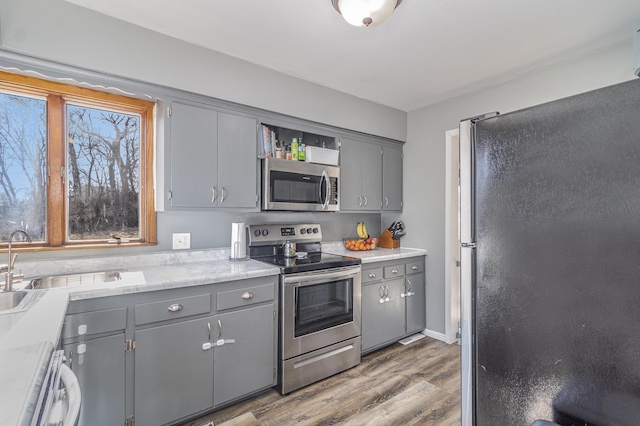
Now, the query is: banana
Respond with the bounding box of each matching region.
[357,221,369,239]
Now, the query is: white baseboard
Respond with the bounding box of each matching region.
[422,328,447,343]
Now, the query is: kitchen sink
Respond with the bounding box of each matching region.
[0,291,27,312]
[26,271,123,290]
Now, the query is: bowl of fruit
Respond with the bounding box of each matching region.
[343,237,378,251]
[343,221,378,251]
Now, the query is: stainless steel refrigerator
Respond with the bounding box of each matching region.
[460,79,640,426]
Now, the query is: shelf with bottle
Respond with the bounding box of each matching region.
[259,123,338,165]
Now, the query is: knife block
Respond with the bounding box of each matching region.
[378,229,400,249]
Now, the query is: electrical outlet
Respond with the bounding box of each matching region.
[172,233,191,250]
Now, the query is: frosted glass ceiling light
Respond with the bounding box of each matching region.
[332,0,403,27]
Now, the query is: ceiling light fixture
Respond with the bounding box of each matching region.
[331,0,403,27]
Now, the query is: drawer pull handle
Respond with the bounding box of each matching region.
[412,265,418,270]
[391,269,398,274]
[168,304,183,312]
[242,292,254,300]
[368,273,376,278]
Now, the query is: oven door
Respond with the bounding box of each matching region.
[262,158,339,212]
[282,265,361,360]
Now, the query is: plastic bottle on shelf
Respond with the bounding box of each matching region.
[291,138,299,161]
[299,143,306,161]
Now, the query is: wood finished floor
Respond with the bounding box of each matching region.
[182,336,461,426]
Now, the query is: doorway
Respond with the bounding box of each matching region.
[444,128,460,344]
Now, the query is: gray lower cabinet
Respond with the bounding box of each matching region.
[168,100,258,209]
[362,278,406,350]
[61,307,127,426]
[134,316,214,426]
[62,334,126,426]
[213,304,275,406]
[61,275,278,426]
[361,256,426,353]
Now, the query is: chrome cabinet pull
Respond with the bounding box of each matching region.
[68,350,73,371]
[358,195,363,207]
[363,195,368,207]
[404,280,415,297]
[207,322,211,341]
[391,269,398,274]
[241,292,254,299]
[368,272,376,278]
[412,265,418,271]
[218,319,222,339]
[211,187,217,203]
[378,286,386,304]
[220,187,226,204]
[168,303,183,312]
[384,196,389,207]
[384,285,390,302]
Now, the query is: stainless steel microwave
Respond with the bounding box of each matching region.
[261,158,339,212]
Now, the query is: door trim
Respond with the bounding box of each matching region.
[444,128,460,345]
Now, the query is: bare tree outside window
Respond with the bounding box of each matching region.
[0,92,47,242]
[67,105,141,240]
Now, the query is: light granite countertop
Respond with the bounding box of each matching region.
[322,242,427,262]
[0,244,426,425]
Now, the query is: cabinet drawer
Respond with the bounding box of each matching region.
[217,283,275,311]
[63,307,127,338]
[362,267,383,284]
[135,294,211,326]
[405,260,425,275]
[383,264,405,279]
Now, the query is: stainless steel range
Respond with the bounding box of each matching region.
[247,223,362,394]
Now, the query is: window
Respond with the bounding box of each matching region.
[0,70,156,248]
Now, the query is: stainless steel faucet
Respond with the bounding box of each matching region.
[2,230,32,292]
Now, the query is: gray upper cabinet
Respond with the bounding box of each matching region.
[340,137,382,211]
[169,100,258,209]
[217,112,259,208]
[382,144,403,211]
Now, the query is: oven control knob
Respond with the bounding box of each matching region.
[306,228,313,234]
[312,228,319,234]
[254,229,261,237]
[262,229,269,237]
[300,228,306,234]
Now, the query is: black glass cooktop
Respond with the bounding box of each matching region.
[254,252,361,274]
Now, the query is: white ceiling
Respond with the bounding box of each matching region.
[63,0,640,112]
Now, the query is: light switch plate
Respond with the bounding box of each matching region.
[172,233,191,250]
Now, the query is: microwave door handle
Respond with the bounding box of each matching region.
[320,169,330,210]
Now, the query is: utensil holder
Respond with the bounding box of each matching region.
[378,229,400,249]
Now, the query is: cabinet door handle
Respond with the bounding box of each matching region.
[379,286,386,303]
[358,196,363,207]
[384,196,389,207]
[391,269,398,274]
[211,187,217,203]
[412,265,418,271]
[220,187,226,204]
[68,350,73,371]
[368,273,376,278]
[218,319,222,339]
[363,195,368,207]
[168,303,183,312]
[207,322,211,341]
[242,292,254,299]
[384,285,390,302]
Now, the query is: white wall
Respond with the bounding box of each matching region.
[405,40,637,334]
[0,0,406,142]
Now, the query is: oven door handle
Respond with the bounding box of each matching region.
[59,363,81,425]
[283,267,360,286]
